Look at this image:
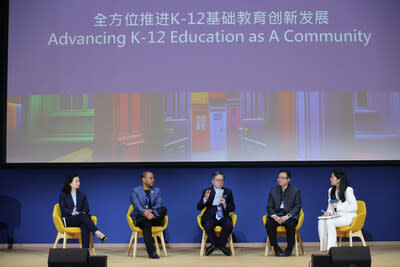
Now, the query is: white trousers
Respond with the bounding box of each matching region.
[318,216,353,251]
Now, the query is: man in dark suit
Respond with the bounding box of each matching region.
[130,171,167,259]
[197,171,235,256]
[266,170,302,256]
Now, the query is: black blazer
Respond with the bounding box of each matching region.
[267,184,302,220]
[197,187,235,222]
[59,191,90,217]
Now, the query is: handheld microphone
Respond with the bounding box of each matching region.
[330,199,338,212]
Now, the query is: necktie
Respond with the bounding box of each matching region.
[216,205,223,220]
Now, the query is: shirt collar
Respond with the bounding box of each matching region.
[281,184,289,192]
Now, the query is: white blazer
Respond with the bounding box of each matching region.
[326,186,357,218]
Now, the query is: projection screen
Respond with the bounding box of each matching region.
[6,0,400,162]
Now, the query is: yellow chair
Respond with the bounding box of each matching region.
[126,204,168,257]
[197,208,237,256]
[52,203,97,255]
[263,209,305,256]
[336,200,367,247]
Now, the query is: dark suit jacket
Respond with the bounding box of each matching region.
[197,187,235,222]
[59,191,90,217]
[267,184,302,220]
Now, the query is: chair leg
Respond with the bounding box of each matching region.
[297,232,305,255]
[295,232,299,256]
[53,233,62,248]
[78,237,82,248]
[159,231,168,256]
[349,231,353,247]
[229,234,235,256]
[200,231,207,256]
[265,237,270,256]
[127,232,134,256]
[153,235,160,256]
[89,233,96,255]
[356,231,367,247]
[133,232,138,257]
[63,233,67,248]
[338,235,343,247]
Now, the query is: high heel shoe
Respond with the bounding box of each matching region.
[100,235,108,242]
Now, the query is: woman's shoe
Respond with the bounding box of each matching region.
[100,235,108,242]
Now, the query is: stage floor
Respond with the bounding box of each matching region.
[1,245,399,267]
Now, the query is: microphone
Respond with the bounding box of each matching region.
[330,199,338,212]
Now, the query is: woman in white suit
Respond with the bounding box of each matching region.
[318,169,357,254]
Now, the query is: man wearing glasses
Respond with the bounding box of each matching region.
[197,171,236,256]
[265,170,302,256]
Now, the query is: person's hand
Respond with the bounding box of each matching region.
[143,209,152,214]
[143,209,155,220]
[143,209,152,216]
[204,190,211,201]
[324,212,331,216]
[273,216,283,224]
[331,203,337,209]
[72,211,80,216]
[281,215,290,223]
[220,197,226,206]
[145,213,155,220]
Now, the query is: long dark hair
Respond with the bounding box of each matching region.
[61,174,79,193]
[330,169,350,202]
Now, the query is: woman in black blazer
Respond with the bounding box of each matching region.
[59,174,107,248]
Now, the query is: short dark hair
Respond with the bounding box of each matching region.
[278,170,291,179]
[212,171,224,180]
[61,173,79,193]
[140,171,152,180]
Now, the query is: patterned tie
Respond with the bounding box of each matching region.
[216,205,223,220]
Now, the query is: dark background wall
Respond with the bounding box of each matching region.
[0,165,398,244]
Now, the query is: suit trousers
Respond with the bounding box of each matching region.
[318,215,353,251]
[133,207,167,255]
[265,217,297,253]
[65,213,99,248]
[202,216,233,248]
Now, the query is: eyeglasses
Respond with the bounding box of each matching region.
[277,177,289,180]
[215,179,224,182]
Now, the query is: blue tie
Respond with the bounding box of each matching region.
[216,205,223,220]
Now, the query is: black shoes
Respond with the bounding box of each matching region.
[282,249,292,257]
[205,244,231,256]
[274,246,292,257]
[219,246,232,256]
[205,244,217,256]
[148,251,160,259]
[274,247,283,256]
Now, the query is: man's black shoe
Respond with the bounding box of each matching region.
[274,247,283,256]
[282,249,292,257]
[219,246,232,256]
[205,244,217,256]
[148,251,160,259]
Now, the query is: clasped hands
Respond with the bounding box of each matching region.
[143,209,156,220]
[72,211,87,216]
[273,214,290,225]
